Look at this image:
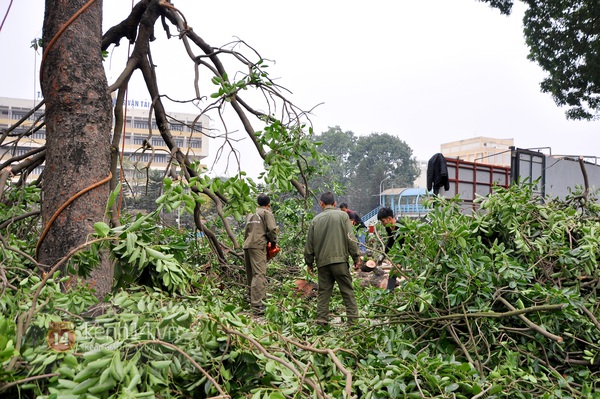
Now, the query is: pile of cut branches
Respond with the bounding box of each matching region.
[1,183,600,398]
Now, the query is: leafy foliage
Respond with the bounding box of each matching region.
[2,180,600,398]
[481,0,600,120]
[523,1,600,120]
[381,184,600,397]
[478,0,514,15]
[312,127,420,215]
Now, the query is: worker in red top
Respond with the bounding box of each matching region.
[339,203,367,254]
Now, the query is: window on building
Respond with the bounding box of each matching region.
[189,122,202,133]
[133,135,146,145]
[151,137,165,146]
[175,138,184,147]
[189,139,201,148]
[12,111,27,120]
[135,153,151,162]
[170,123,183,132]
[133,119,148,129]
[32,130,46,140]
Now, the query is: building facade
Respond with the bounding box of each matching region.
[441,136,514,166]
[413,159,429,188]
[0,96,209,185]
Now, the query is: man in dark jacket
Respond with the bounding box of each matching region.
[305,192,362,325]
[244,194,278,315]
[377,207,405,291]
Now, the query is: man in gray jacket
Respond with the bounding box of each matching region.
[304,192,362,325]
[244,194,278,315]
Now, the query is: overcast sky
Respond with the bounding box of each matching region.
[1,0,598,179]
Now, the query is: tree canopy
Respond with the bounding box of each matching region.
[481,0,600,120]
[312,127,419,215]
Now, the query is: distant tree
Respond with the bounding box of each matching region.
[345,133,419,215]
[310,126,356,194]
[479,0,600,120]
[312,130,419,215]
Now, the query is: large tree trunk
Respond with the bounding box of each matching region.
[40,0,113,300]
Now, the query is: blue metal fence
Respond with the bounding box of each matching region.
[361,206,380,224]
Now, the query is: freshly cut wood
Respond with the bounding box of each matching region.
[293,279,318,298]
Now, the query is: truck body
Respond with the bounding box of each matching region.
[364,148,600,224]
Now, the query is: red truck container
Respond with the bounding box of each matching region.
[441,157,511,209]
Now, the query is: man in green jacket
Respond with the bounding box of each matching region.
[304,192,362,325]
[244,194,278,315]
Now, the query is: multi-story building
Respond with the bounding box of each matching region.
[0,97,47,178]
[441,136,514,166]
[0,96,209,186]
[413,159,429,188]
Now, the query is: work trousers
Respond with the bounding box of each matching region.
[244,247,267,309]
[356,230,367,253]
[316,262,358,323]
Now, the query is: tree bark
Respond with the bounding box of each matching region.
[40,0,112,300]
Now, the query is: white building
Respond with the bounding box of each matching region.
[0,96,209,185]
[441,136,514,166]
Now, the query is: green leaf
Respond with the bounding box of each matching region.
[94,222,111,237]
[488,385,503,395]
[445,383,459,393]
[150,360,172,370]
[106,183,121,211]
